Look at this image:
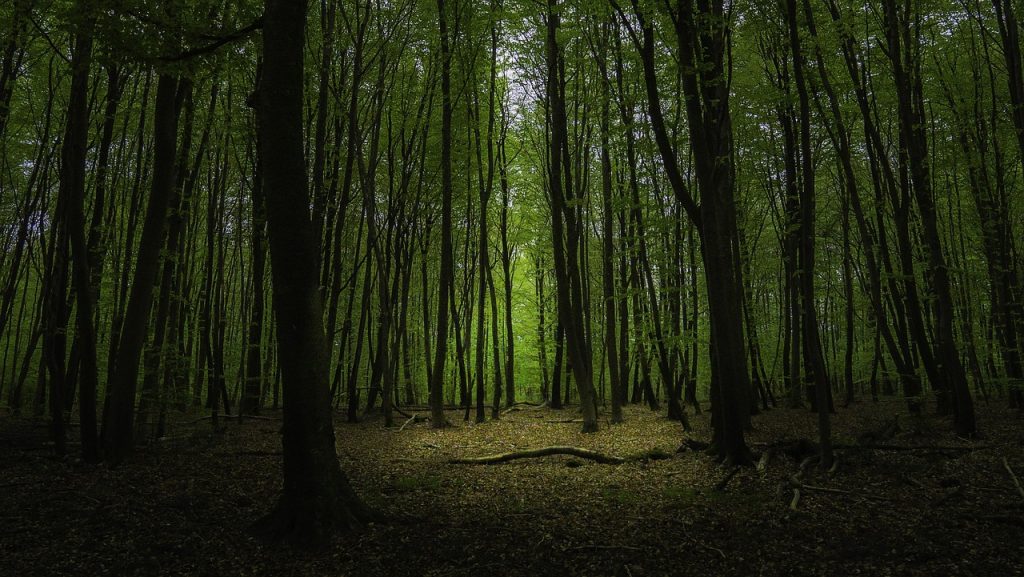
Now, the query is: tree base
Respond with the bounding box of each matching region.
[250,491,376,548]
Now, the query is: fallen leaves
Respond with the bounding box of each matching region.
[0,399,1022,576]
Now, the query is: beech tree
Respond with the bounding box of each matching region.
[252,0,373,542]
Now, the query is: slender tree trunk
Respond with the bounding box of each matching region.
[594,21,622,424]
[58,8,97,460]
[243,107,267,416]
[429,0,454,428]
[546,0,598,432]
[881,0,975,435]
[786,0,832,467]
[102,73,180,465]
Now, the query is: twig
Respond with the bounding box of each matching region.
[789,487,801,511]
[702,543,726,560]
[1004,458,1024,501]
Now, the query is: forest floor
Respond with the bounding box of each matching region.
[1,399,1022,576]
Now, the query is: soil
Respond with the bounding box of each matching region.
[1,400,1022,576]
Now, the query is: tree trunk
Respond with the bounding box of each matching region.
[546,0,598,432]
[101,73,180,465]
[59,8,97,460]
[253,0,373,544]
[429,0,454,429]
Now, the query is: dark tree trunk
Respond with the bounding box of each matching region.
[59,9,97,460]
[593,20,622,424]
[243,106,267,416]
[536,256,550,402]
[881,0,975,435]
[429,0,454,429]
[623,0,750,463]
[546,0,598,432]
[786,0,832,467]
[253,0,373,544]
[101,73,180,465]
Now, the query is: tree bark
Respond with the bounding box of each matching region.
[101,72,179,465]
[253,0,373,544]
[429,0,455,429]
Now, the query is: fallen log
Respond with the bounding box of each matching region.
[449,446,625,465]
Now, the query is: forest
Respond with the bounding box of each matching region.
[1,0,1023,575]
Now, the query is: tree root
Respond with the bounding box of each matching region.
[449,446,625,465]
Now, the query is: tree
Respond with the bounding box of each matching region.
[252,0,373,543]
[618,0,751,463]
[545,0,599,433]
[429,0,455,429]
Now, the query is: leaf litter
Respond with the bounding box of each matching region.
[0,399,1022,576]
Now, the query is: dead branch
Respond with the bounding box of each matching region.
[677,439,710,453]
[398,414,429,432]
[545,419,583,424]
[789,487,801,511]
[1004,458,1024,501]
[185,414,279,425]
[714,466,741,492]
[568,544,644,552]
[502,401,548,415]
[449,446,625,465]
[757,448,775,473]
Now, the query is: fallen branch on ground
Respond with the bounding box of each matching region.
[757,448,775,473]
[1004,458,1024,501]
[449,446,625,465]
[714,466,741,492]
[677,439,710,453]
[502,401,548,415]
[185,414,279,425]
[397,414,429,432]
